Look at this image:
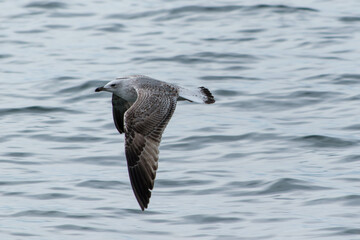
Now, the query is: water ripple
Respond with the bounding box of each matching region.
[0,54,12,59]
[49,12,95,18]
[182,214,241,224]
[52,224,119,232]
[31,133,103,143]
[0,159,40,165]
[156,179,211,188]
[25,1,67,9]
[132,52,256,64]
[166,133,278,150]
[200,75,260,81]
[340,155,360,163]
[28,193,74,200]
[106,4,318,21]
[0,180,45,186]
[306,195,360,206]
[43,24,71,29]
[293,135,357,148]
[231,178,330,197]
[97,23,126,33]
[7,210,94,219]
[339,17,360,22]
[256,178,329,195]
[321,227,360,236]
[0,106,78,116]
[56,80,100,94]
[76,180,124,189]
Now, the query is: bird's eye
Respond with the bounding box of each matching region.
[110,84,116,87]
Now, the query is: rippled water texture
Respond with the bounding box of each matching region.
[2,0,360,239]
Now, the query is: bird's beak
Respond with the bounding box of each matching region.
[95,86,104,92]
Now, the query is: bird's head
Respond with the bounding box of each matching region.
[95,79,123,93]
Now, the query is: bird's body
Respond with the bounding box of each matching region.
[95,75,215,210]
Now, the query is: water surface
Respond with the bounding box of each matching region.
[1,0,360,239]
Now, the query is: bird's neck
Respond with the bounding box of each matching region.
[115,84,137,102]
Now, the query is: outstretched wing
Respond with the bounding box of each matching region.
[112,94,132,134]
[124,88,177,210]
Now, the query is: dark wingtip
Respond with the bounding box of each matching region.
[137,197,148,211]
[95,86,104,92]
[139,195,149,211]
[199,87,215,104]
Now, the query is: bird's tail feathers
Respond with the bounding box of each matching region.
[178,86,215,104]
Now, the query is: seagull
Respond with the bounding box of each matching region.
[95,75,215,210]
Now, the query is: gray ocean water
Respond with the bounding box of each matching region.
[1,0,360,239]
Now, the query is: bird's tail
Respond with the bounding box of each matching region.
[178,86,215,104]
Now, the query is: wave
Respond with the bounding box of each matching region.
[293,135,357,148]
[230,178,329,197]
[105,4,318,20]
[7,210,94,219]
[24,1,67,9]
[0,106,78,116]
[76,180,125,189]
[132,52,257,64]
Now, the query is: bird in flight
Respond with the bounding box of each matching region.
[95,75,215,210]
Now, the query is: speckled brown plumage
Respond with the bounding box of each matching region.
[122,88,177,210]
[95,75,214,210]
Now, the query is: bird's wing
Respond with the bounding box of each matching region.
[112,94,132,134]
[124,87,177,210]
